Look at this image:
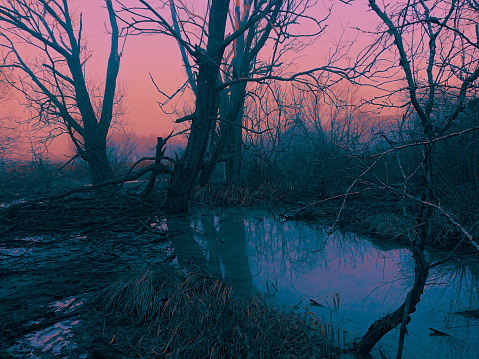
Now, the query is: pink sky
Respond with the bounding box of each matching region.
[81,1,184,137]
[8,1,380,156]
[78,0,378,135]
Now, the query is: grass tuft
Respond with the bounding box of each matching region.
[99,266,339,358]
[359,212,415,243]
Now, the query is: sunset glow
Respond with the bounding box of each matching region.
[2,1,479,358]
[75,0,379,136]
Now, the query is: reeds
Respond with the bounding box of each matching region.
[100,266,338,358]
[192,183,283,207]
[359,212,415,244]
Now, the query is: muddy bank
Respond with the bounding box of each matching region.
[0,206,338,358]
[0,227,173,358]
[2,195,479,359]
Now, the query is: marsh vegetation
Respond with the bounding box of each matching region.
[2,0,479,358]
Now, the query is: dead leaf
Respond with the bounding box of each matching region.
[310,299,324,307]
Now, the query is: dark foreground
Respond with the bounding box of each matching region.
[1,189,479,359]
[0,200,338,359]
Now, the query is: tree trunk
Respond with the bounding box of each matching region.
[165,61,220,212]
[165,0,230,214]
[85,144,114,184]
[356,248,429,355]
[226,105,243,185]
[197,83,246,186]
[166,167,193,213]
[142,137,167,202]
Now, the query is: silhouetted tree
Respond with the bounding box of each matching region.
[0,0,123,183]
[121,0,335,213]
[352,0,479,355]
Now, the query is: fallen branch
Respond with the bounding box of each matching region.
[372,181,479,252]
[0,163,172,216]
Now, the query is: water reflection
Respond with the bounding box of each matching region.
[166,208,253,294]
[168,207,479,359]
[7,296,86,359]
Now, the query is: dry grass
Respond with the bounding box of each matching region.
[359,211,478,250]
[99,266,338,358]
[359,212,416,244]
[191,183,284,207]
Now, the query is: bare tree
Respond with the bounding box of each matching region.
[350,0,479,355]
[120,0,337,213]
[196,0,288,186]
[0,0,123,184]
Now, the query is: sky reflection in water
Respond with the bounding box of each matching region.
[167,207,479,359]
[7,294,86,358]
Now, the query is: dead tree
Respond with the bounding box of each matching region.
[120,0,335,213]
[351,0,479,355]
[196,0,281,186]
[0,0,123,184]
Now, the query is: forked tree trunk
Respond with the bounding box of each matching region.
[166,0,282,212]
[165,0,230,214]
[193,0,281,188]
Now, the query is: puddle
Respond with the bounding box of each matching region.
[165,207,479,358]
[50,297,84,315]
[8,320,86,359]
[1,230,173,358]
[7,297,86,358]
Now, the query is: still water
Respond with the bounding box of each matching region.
[163,207,479,359]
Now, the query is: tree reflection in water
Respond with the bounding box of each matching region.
[165,208,479,359]
[165,208,253,294]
